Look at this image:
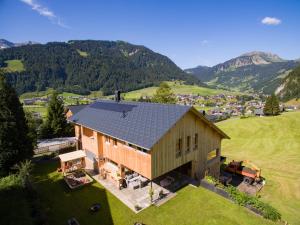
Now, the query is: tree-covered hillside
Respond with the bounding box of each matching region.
[0,40,201,95]
[185,52,299,94]
[277,65,300,101]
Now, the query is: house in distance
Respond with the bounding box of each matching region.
[69,94,229,188]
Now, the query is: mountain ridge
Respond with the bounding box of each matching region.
[185,51,299,94]
[0,39,39,49]
[0,40,202,95]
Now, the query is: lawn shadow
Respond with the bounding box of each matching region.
[33,160,114,225]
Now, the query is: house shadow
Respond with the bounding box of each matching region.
[33,159,114,225]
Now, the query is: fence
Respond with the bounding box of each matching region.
[34,137,77,155]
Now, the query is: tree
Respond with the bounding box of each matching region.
[263,94,280,116]
[25,111,42,149]
[152,82,176,104]
[0,72,33,176]
[41,92,73,138]
[14,160,33,188]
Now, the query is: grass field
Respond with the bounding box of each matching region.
[32,161,274,225]
[285,98,300,106]
[23,105,48,118]
[2,59,25,72]
[123,81,239,100]
[77,49,89,57]
[217,111,300,225]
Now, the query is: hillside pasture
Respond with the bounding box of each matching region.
[217,112,300,225]
[2,59,25,72]
[123,81,239,100]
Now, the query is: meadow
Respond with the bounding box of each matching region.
[122,81,239,100]
[3,59,25,72]
[217,111,300,225]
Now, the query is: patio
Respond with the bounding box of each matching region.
[92,174,176,213]
[91,169,196,213]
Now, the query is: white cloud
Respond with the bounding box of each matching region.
[261,17,281,25]
[20,0,69,28]
[201,40,209,46]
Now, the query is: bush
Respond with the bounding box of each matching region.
[225,185,281,221]
[0,174,21,190]
[205,175,217,185]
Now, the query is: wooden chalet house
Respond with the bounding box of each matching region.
[69,95,229,186]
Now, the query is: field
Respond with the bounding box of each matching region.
[23,105,48,118]
[77,49,89,57]
[217,111,300,225]
[31,161,273,225]
[285,98,300,106]
[123,81,239,100]
[2,59,25,72]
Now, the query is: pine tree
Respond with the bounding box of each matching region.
[41,92,73,138]
[152,82,176,104]
[263,94,280,116]
[0,72,33,176]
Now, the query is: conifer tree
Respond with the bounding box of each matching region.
[152,82,176,104]
[263,94,280,116]
[41,92,73,138]
[0,72,33,176]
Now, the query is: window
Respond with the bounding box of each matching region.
[82,127,93,137]
[194,133,198,150]
[186,136,191,153]
[113,138,117,146]
[105,135,110,143]
[176,138,182,158]
[207,149,218,161]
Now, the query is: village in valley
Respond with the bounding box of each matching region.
[22,90,299,122]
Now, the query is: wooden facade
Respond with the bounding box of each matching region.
[74,107,227,181]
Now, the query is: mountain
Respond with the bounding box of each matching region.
[276,65,300,101]
[0,39,40,49]
[0,40,202,95]
[0,39,15,49]
[185,51,300,94]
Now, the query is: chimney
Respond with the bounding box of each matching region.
[115,90,121,102]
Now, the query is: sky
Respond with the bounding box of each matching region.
[1,0,300,69]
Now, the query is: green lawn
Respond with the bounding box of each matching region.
[217,111,300,225]
[2,59,25,72]
[33,161,273,225]
[0,187,34,225]
[123,81,240,100]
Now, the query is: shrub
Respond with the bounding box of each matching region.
[205,175,218,185]
[225,185,281,221]
[0,174,21,190]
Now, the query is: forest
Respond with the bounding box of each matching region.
[0,40,202,95]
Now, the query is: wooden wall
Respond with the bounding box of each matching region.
[151,110,222,179]
[75,125,151,179]
[103,140,151,179]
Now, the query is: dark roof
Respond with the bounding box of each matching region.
[70,100,191,150]
[67,104,89,115]
[69,100,229,150]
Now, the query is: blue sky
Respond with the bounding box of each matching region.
[1,0,300,68]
